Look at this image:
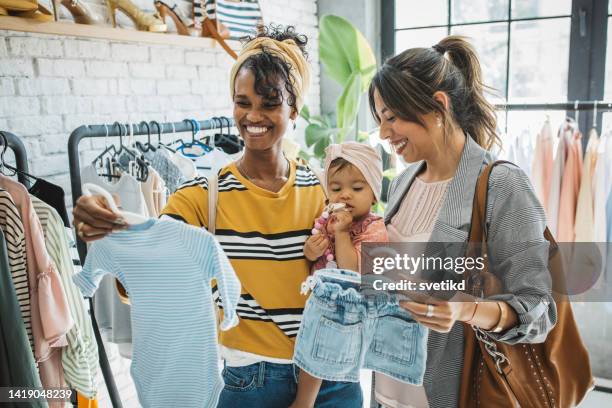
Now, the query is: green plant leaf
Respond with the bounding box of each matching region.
[319,15,376,87]
[309,115,327,127]
[372,201,385,215]
[336,72,362,130]
[359,65,377,91]
[298,149,313,162]
[336,127,348,143]
[305,123,330,147]
[314,136,330,158]
[322,113,335,128]
[300,105,310,121]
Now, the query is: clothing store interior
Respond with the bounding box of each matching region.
[1,0,612,407]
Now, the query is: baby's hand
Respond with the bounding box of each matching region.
[304,234,329,261]
[328,210,353,234]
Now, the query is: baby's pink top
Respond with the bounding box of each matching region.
[313,212,388,273]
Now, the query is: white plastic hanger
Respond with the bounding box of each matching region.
[82,183,148,225]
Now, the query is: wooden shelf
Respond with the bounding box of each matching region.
[0,15,241,49]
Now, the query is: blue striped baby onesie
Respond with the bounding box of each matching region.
[73,218,240,408]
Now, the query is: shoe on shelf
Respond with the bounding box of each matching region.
[106,0,167,32]
[0,5,7,15]
[0,0,37,12]
[11,3,54,21]
[154,0,197,36]
[52,0,103,25]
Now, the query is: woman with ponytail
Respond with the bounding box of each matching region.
[369,36,556,407]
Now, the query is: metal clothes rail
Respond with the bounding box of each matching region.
[495,101,612,111]
[1,131,32,187]
[67,118,234,408]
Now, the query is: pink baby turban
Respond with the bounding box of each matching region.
[323,141,383,202]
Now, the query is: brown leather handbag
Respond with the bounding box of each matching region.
[459,161,594,408]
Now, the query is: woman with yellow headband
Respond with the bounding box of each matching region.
[72,25,363,407]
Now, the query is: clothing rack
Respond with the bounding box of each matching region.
[495,100,612,142]
[67,117,235,408]
[495,101,612,111]
[1,131,32,187]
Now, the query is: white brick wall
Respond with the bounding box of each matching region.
[0,0,320,197]
[0,1,319,406]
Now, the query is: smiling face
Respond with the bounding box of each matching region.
[372,88,442,163]
[232,67,297,152]
[327,161,375,220]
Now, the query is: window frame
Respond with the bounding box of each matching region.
[380,0,609,135]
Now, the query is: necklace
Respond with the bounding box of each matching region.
[238,157,290,183]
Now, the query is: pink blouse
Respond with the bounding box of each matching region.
[557,131,583,242]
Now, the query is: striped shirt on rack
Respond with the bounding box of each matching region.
[0,189,32,347]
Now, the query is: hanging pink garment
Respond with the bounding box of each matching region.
[0,176,74,406]
[531,120,554,208]
[557,131,583,242]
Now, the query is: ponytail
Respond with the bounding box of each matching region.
[369,35,500,150]
[436,36,499,149]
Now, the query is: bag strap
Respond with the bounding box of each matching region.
[468,160,556,246]
[208,174,218,234]
[468,160,511,244]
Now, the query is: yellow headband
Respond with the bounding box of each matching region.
[229,37,311,112]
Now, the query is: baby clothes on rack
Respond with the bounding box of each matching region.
[172,151,198,180]
[504,129,534,178]
[593,131,612,277]
[73,218,240,408]
[558,130,583,242]
[81,164,149,349]
[294,269,428,385]
[575,129,600,242]
[29,178,71,228]
[547,122,572,236]
[189,148,235,178]
[0,175,74,401]
[33,197,99,399]
[140,167,166,218]
[531,120,554,209]
[145,148,186,195]
[0,189,31,346]
[593,131,612,243]
[0,230,46,407]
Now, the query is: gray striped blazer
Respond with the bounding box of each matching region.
[383,136,557,408]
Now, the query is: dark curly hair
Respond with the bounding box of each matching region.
[239,24,309,114]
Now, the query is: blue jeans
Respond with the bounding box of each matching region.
[215,362,363,408]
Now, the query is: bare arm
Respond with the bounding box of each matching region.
[290,369,322,408]
[334,231,359,271]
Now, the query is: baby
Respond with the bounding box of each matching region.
[292,141,388,408]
